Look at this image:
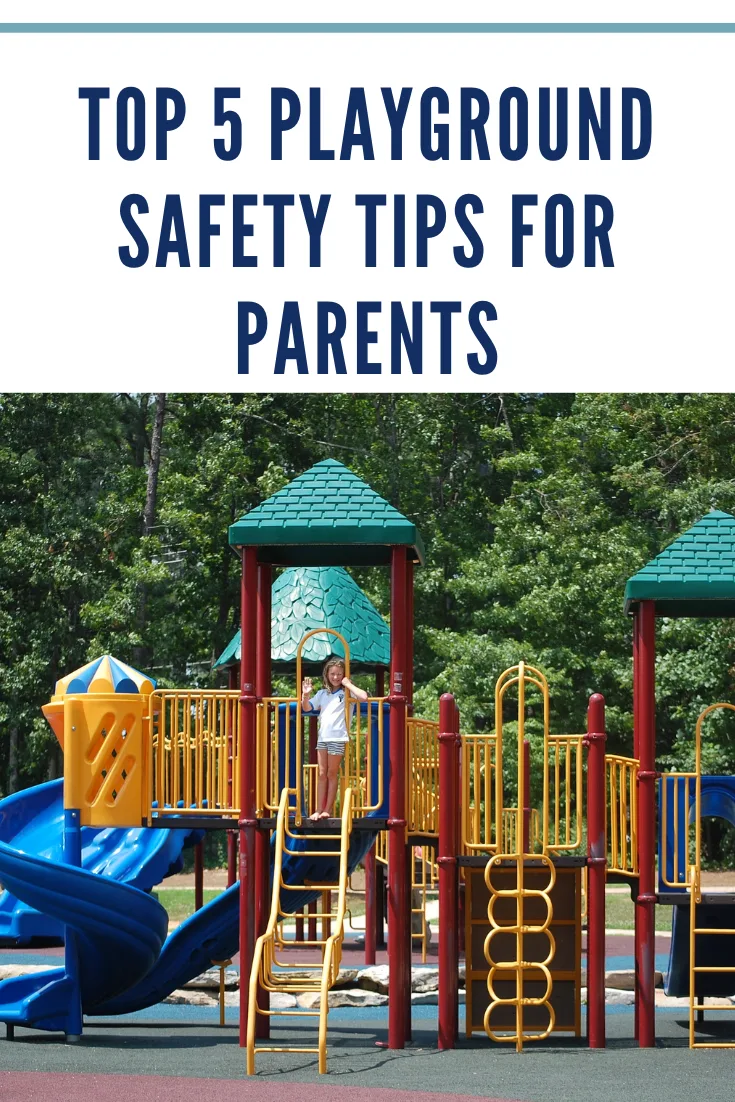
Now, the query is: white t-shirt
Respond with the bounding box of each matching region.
[309,687,352,743]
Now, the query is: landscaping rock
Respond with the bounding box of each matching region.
[411,967,439,993]
[654,993,732,1008]
[164,989,217,1006]
[183,967,239,991]
[270,991,299,1009]
[297,988,388,1009]
[604,969,664,991]
[332,969,360,988]
[273,969,324,985]
[411,990,438,1005]
[356,964,390,994]
[0,965,50,981]
[605,988,636,1006]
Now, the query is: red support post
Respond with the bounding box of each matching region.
[585,693,607,1048]
[238,546,258,1047]
[194,842,204,911]
[406,559,414,714]
[256,564,272,700]
[308,900,317,943]
[635,601,657,1047]
[227,665,238,888]
[388,546,410,1049]
[364,842,377,965]
[438,692,459,1050]
[376,860,386,948]
[632,606,641,1040]
[255,564,272,1040]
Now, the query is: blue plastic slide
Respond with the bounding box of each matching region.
[0,702,387,1028]
[0,840,168,1032]
[91,820,379,1015]
[0,822,379,1024]
[0,779,199,945]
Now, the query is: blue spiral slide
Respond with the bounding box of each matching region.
[0,748,385,1031]
[0,779,199,945]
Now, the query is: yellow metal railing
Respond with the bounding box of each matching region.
[148,689,240,819]
[407,716,440,836]
[247,786,354,1075]
[501,807,541,855]
[461,732,501,853]
[659,771,696,890]
[606,754,639,877]
[411,844,438,962]
[256,693,386,821]
[543,734,585,854]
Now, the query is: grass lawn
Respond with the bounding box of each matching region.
[157,886,671,932]
[605,891,672,932]
[156,887,367,925]
[155,888,223,924]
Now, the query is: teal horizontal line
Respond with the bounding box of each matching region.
[1,23,735,34]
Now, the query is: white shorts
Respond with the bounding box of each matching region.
[316,738,346,757]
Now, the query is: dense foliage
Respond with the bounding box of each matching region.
[2,393,735,828]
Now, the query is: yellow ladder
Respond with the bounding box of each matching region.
[686,703,735,1048]
[247,786,354,1074]
[483,853,556,1051]
[688,869,735,1047]
[482,663,558,1051]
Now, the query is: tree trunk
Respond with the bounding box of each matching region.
[135,393,167,669]
[143,394,167,537]
[8,727,19,793]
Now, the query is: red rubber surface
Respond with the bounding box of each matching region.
[2,1072,525,1102]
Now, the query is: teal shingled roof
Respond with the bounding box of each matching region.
[624,510,735,617]
[213,566,390,669]
[228,459,424,567]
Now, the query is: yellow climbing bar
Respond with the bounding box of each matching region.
[247,785,354,1075]
[687,703,735,1048]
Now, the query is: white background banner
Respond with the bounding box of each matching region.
[0,7,733,389]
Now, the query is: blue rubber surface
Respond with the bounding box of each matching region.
[0,780,198,945]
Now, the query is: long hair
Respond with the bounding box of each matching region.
[321,656,345,689]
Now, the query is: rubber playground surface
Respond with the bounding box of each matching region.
[2,935,734,1102]
[3,1008,734,1102]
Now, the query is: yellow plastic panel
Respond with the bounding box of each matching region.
[63,694,145,826]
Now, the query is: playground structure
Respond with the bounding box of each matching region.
[0,465,735,1063]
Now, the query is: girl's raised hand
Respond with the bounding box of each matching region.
[302,677,313,695]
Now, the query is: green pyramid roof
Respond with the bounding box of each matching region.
[228,459,425,567]
[214,566,390,670]
[624,510,735,617]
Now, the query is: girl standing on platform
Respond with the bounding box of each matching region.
[302,657,367,820]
